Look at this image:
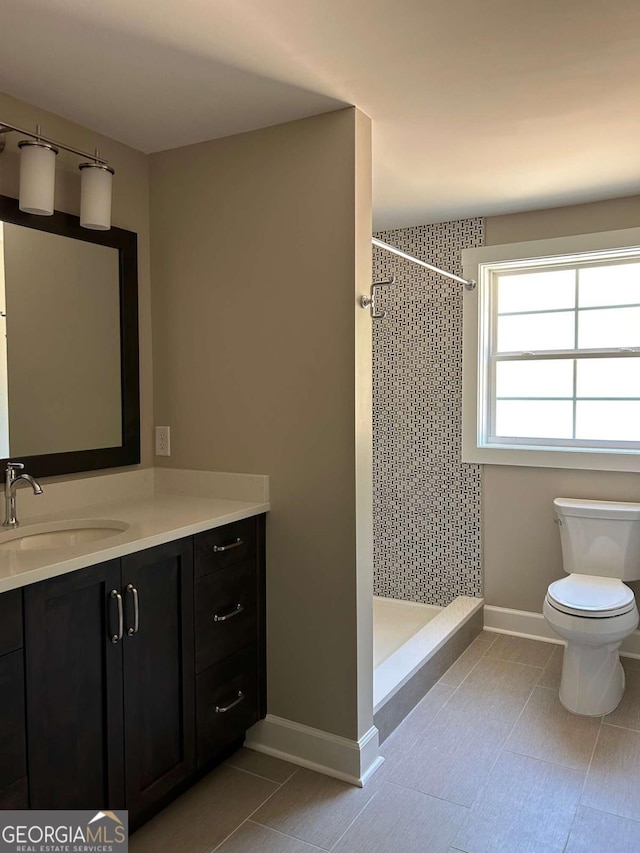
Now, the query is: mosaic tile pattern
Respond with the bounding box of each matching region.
[372,219,484,606]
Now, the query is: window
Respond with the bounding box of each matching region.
[462,228,640,472]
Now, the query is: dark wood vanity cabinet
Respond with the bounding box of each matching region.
[0,589,28,809]
[2,513,266,826]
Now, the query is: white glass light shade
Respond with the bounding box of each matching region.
[79,162,114,230]
[18,141,58,215]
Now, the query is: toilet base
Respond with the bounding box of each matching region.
[559,641,625,716]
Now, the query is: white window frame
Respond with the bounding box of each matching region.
[461,227,640,472]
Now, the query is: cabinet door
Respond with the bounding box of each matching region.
[0,650,27,807]
[24,561,125,809]
[121,539,195,823]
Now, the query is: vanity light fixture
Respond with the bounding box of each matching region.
[18,136,58,215]
[0,121,116,229]
[79,155,115,231]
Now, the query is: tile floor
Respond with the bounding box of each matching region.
[130,633,640,853]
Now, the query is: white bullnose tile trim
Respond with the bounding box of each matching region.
[244,715,384,787]
[484,604,640,659]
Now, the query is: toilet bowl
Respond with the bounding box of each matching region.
[544,498,640,717]
[543,575,638,715]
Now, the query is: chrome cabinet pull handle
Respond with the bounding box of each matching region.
[213,603,244,623]
[213,537,243,553]
[110,590,123,644]
[215,690,245,714]
[126,584,140,636]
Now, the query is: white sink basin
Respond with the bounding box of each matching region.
[0,519,129,551]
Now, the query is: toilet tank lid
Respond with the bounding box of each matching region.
[554,498,640,520]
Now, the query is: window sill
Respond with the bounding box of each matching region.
[462,440,640,472]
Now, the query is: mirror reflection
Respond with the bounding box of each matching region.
[0,222,122,458]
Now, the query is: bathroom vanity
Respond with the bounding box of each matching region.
[0,498,267,829]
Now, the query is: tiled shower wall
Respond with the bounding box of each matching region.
[372,219,484,606]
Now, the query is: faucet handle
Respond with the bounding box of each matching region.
[6,462,24,471]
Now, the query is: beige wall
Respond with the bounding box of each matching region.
[150,108,373,741]
[483,195,640,612]
[0,90,153,470]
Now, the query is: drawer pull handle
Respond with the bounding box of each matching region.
[213,603,244,623]
[215,690,245,713]
[126,584,140,636]
[213,537,243,553]
[110,590,123,644]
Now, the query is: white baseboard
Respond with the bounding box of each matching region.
[244,715,384,787]
[484,604,640,659]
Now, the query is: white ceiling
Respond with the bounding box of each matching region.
[1,0,639,229]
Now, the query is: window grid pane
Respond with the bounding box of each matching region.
[492,355,640,441]
[578,262,640,308]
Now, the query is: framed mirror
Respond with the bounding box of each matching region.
[0,194,139,479]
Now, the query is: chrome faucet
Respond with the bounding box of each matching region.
[4,462,43,528]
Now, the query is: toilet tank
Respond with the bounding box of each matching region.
[554,498,640,581]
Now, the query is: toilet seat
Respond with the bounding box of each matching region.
[547,574,636,619]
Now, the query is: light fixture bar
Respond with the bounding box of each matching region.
[372,237,476,290]
[0,120,109,165]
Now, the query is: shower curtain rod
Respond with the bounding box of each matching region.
[372,237,476,291]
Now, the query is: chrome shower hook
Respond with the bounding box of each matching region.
[360,276,396,320]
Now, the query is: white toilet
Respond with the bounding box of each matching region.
[543,497,640,716]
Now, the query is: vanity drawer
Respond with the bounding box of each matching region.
[0,650,27,793]
[196,646,259,768]
[195,561,257,673]
[194,518,256,578]
[0,589,23,656]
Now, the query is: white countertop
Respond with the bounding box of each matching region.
[0,492,269,593]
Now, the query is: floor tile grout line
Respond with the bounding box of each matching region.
[577,802,640,826]
[436,646,489,694]
[247,767,379,853]
[327,788,384,852]
[439,633,503,689]
[577,713,604,809]
[485,650,555,669]
[535,643,564,688]
[562,716,605,852]
[601,720,640,732]
[210,767,300,852]
[387,680,457,747]
[244,819,328,852]
[498,745,594,774]
[226,763,298,785]
[383,776,473,811]
[385,679,460,753]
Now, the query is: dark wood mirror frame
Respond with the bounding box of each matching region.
[0,194,140,480]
